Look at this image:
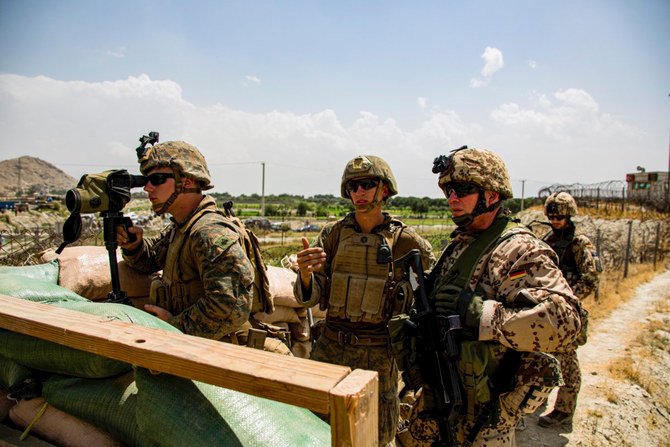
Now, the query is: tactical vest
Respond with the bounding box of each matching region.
[150,206,273,316]
[430,217,560,424]
[327,222,406,324]
[543,230,580,284]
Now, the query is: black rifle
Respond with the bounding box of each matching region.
[395,249,463,447]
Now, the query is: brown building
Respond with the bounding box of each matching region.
[625,170,669,208]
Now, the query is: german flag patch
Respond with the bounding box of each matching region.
[509,269,527,281]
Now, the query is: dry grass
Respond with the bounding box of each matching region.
[584,263,660,321]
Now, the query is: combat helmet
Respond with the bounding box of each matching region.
[433,146,512,227]
[544,192,578,217]
[139,141,213,190]
[340,155,398,199]
[433,146,513,199]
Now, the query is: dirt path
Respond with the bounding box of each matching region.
[517,268,670,447]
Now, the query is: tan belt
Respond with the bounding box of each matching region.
[323,326,389,346]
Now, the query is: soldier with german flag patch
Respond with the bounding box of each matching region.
[403,146,582,447]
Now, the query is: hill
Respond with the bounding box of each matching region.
[0,156,76,196]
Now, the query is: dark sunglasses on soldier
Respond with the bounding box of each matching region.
[441,182,480,198]
[548,215,568,221]
[346,178,380,193]
[145,173,175,186]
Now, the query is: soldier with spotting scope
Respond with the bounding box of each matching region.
[117,139,255,342]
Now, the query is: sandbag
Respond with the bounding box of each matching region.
[254,305,301,324]
[10,396,124,447]
[0,389,17,422]
[134,367,331,447]
[0,274,88,303]
[0,355,39,390]
[39,246,153,300]
[42,373,157,447]
[0,260,59,283]
[0,301,181,379]
[267,265,300,307]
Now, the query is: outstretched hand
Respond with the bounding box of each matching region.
[296,237,327,288]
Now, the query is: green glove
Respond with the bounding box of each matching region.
[457,290,484,340]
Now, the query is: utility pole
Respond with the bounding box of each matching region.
[261,162,266,216]
[666,93,670,212]
[520,179,526,211]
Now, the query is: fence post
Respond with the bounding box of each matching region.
[653,222,661,271]
[623,220,633,278]
[621,187,626,213]
[595,227,601,302]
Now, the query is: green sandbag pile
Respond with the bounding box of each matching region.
[0,355,38,390]
[135,368,331,447]
[0,259,59,283]
[43,372,158,447]
[1,263,333,446]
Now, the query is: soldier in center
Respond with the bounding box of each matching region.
[404,146,583,446]
[294,155,435,446]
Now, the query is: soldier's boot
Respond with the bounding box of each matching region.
[538,409,572,428]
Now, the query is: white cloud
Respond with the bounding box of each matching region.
[417,97,428,109]
[470,47,504,88]
[105,46,127,58]
[527,60,537,69]
[0,74,651,198]
[244,75,261,85]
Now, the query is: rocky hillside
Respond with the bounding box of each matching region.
[0,156,76,195]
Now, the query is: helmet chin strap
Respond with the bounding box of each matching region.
[351,182,384,213]
[153,170,202,216]
[451,191,501,228]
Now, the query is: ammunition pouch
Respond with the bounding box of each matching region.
[458,341,494,421]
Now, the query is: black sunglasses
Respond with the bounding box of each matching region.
[146,172,175,186]
[548,215,568,221]
[441,182,480,198]
[346,178,380,193]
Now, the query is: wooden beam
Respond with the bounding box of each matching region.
[0,294,352,414]
[329,368,379,447]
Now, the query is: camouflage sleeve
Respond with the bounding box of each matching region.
[478,233,582,352]
[571,235,600,299]
[168,225,254,339]
[293,222,337,308]
[122,225,172,273]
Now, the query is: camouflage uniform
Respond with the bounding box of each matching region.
[540,192,601,423]
[405,147,582,447]
[294,156,435,446]
[123,141,254,341]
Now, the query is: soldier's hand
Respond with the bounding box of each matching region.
[117,225,143,252]
[144,304,172,321]
[296,237,326,288]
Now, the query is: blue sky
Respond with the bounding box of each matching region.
[1,0,668,198]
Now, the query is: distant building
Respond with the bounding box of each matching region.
[625,170,669,205]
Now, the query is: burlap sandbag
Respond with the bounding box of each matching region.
[0,259,59,283]
[39,246,153,300]
[10,396,125,447]
[0,274,88,303]
[42,373,157,447]
[0,389,16,422]
[267,265,299,307]
[0,300,180,379]
[253,305,300,324]
[134,367,331,447]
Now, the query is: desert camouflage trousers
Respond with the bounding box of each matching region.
[311,335,398,446]
[397,383,553,447]
[553,348,581,415]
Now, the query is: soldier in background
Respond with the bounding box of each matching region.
[294,155,434,446]
[406,146,582,446]
[117,141,255,342]
[538,191,601,428]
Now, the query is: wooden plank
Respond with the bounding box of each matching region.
[0,295,351,414]
[329,368,378,447]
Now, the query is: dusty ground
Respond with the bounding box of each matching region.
[516,269,670,447]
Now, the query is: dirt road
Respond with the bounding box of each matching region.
[517,268,670,446]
